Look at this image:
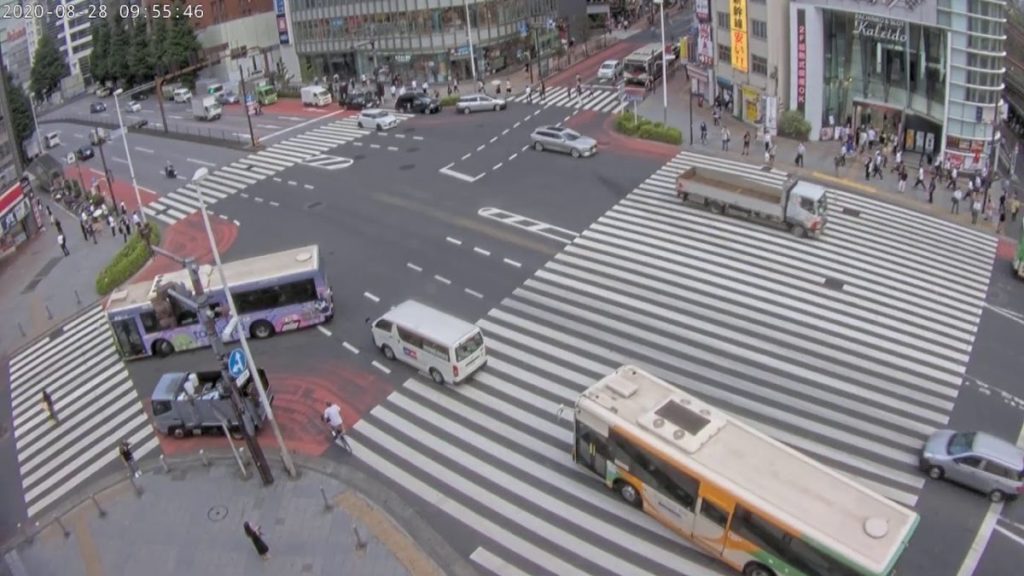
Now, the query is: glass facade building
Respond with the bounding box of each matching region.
[289,0,559,84]
[790,0,1006,170]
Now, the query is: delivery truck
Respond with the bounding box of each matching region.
[675,166,828,238]
[151,368,271,438]
[301,85,332,107]
[191,94,222,120]
[195,78,225,98]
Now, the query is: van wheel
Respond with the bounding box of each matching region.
[743,562,775,576]
[171,427,185,439]
[927,466,944,480]
[789,224,807,238]
[381,344,396,360]
[429,368,445,385]
[250,320,275,339]
[153,339,174,357]
[615,480,642,508]
[989,489,1007,503]
[534,142,544,152]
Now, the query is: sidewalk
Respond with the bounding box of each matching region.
[2,454,468,576]
[634,70,1023,245]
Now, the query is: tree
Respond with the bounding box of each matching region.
[30,32,67,100]
[127,17,152,84]
[149,17,170,76]
[89,19,111,83]
[164,2,203,73]
[108,11,130,84]
[4,67,34,164]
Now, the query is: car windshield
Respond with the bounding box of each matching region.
[563,132,581,141]
[601,63,615,70]
[947,432,975,456]
[455,331,484,362]
[367,111,384,118]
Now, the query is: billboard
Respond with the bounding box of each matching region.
[698,23,714,66]
[729,0,748,73]
[796,9,806,112]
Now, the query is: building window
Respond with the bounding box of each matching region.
[718,43,731,62]
[752,55,768,75]
[751,19,767,40]
[717,11,729,30]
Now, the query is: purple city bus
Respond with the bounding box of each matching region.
[105,244,334,359]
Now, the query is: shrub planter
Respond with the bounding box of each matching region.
[614,112,682,145]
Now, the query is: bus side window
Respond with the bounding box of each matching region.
[699,499,730,528]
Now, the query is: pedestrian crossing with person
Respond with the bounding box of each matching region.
[7,305,158,519]
[346,150,998,576]
[507,85,628,114]
[143,113,414,225]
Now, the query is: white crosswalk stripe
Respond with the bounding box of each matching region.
[7,306,158,518]
[144,114,414,224]
[508,86,627,114]
[348,150,997,576]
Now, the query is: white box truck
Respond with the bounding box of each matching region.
[675,166,828,238]
[301,85,332,107]
[192,94,222,121]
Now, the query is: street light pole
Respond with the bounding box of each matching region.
[656,0,668,125]
[463,0,477,81]
[28,96,43,157]
[92,130,117,206]
[191,167,297,479]
[112,89,147,222]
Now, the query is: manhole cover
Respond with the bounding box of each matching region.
[406,147,419,153]
[208,505,229,522]
[399,164,415,170]
[306,201,323,210]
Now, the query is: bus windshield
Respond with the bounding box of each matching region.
[623,61,647,76]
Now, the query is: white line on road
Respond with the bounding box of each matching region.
[533,110,541,116]
[476,145,486,151]
[303,184,314,189]
[234,133,249,138]
[509,153,518,161]
[461,153,472,160]
[170,115,183,119]
[387,146,399,151]
[363,291,380,303]
[269,201,280,207]
[439,163,484,183]
[406,262,423,272]
[984,303,1024,326]
[501,129,510,135]
[563,115,572,123]
[342,341,360,355]
[254,197,264,203]
[513,122,521,128]
[134,147,154,154]
[352,142,364,146]
[521,145,529,151]
[434,275,452,285]
[394,134,406,139]
[446,236,463,245]
[522,115,532,122]
[464,288,484,299]
[371,361,391,374]
[272,177,282,182]
[257,124,281,129]
[503,258,522,268]
[233,219,241,227]
[287,180,297,186]
[412,136,424,141]
[493,162,503,170]
[994,525,1024,548]
[317,326,333,337]
[262,110,345,141]
[370,144,381,149]
[489,137,498,143]
[113,157,128,164]
[473,247,491,256]
[218,214,229,220]
[279,116,304,121]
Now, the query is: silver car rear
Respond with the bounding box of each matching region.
[920,430,1024,502]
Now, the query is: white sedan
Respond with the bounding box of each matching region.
[597,59,623,80]
[357,109,398,131]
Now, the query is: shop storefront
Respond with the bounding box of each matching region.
[0,179,43,258]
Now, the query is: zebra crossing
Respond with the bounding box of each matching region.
[6,306,158,519]
[348,150,997,576]
[508,86,627,114]
[144,113,414,224]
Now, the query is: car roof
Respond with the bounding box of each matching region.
[601,60,619,66]
[972,432,1024,469]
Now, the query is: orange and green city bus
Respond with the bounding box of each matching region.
[573,365,919,576]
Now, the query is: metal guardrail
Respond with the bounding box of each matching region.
[38,115,250,149]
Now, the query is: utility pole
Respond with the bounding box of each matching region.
[463,0,477,81]
[92,129,117,205]
[238,64,258,148]
[151,245,275,486]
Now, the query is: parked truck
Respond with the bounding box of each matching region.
[192,94,223,120]
[301,85,332,106]
[151,368,271,438]
[675,166,828,238]
[195,78,225,98]
[161,82,184,101]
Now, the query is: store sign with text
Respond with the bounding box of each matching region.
[796,10,806,112]
[793,0,934,26]
[854,13,907,43]
[276,0,290,44]
[729,0,748,72]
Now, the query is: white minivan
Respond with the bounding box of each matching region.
[173,88,193,103]
[44,132,61,149]
[368,300,487,384]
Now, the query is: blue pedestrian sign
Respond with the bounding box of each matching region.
[228,348,247,379]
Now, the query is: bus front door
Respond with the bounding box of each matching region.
[692,494,733,557]
[111,317,146,358]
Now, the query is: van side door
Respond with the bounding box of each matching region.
[396,326,427,371]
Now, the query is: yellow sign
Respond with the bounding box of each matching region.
[680,37,688,61]
[728,0,748,72]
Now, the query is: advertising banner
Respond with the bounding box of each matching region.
[796,9,806,112]
[695,0,710,21]
[698,23,714,66]
[729,0,748,72]
[276,0,290,44]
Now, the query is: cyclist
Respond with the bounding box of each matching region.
[322,402,351,452]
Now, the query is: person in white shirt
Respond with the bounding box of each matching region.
[323,402,350,451]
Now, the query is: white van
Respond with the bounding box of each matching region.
[44,132,61,149]
[368,300,487,384]
[173,88,193,103]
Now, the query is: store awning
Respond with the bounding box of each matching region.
[0,183,23,216]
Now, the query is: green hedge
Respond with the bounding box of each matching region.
[614,111,682,145]
[439,94,460,108]
[95,223,161,296]
[779,110,811,141]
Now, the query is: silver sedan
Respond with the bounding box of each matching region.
[454,93,507,114]
[530,126,598,158]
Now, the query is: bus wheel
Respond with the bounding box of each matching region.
[615,480,642,508]
[250,320,275,339]
[153,339,174,357]
[381,344,396,360]
[743,562,775,576]
[429,368,445,385]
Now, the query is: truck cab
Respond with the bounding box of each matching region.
[151,368,270,438]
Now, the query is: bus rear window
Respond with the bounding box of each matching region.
[455,331,484,362]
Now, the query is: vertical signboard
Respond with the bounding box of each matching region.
[729,0,748,72]
[796,9,806,113]
[276,0,290,44]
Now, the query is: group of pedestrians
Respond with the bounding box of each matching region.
[55,200,142,257]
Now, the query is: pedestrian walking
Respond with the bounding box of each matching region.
[41,389,58,423]
[107,214,116,237]
[477,79,484,94]
[120,223,129,243]
[742,131,750,155]
[89,222,98,244]
[244,522,270,559]
[505,79,512,96]
[1011,195,1020,221]
[79,212,89,240]
[913,166,925,189]
[897,168,908,194]
[712,106,721,127]
[525,84,532,104]
[951,188,963,214]
[971,195,982,224]
[132,210,141,228]
[540,80,546,101]
[795,142,805,167]
[700,121,707,145]
[864,157,872,181]
[927,177,936,204]
[119,201,127,216]
[54,218,63,235]
[58,232,69,256]
[997,203,1007,234]
[721,127,730,151]
[118,439,141,478]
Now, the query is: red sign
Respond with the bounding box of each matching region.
[796,10,807,112]
[0,183,23,216]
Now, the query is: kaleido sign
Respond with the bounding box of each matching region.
[854,13,908,43]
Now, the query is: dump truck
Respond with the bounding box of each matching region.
[675,166,828,238]
[151,368,271,438]
[191,94,222,120]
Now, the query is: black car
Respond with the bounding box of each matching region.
[129,119,149,129]
[395,92,440,114]
[75,145,95,160]
[341,90,379,110]
[89,101,106,113]
[130,92,149,101]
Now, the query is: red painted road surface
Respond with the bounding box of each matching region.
[222,97,342,119]
[131,210,239,281]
